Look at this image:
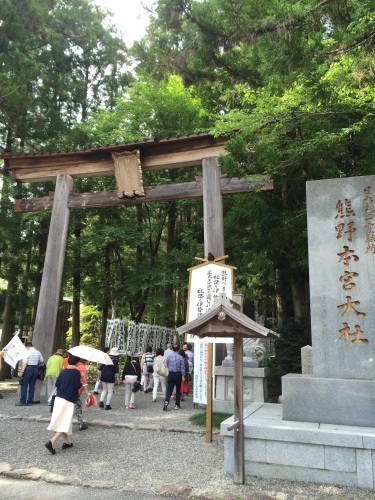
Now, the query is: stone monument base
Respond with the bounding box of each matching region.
[213,365,268,413]
[221,402,375,489]
[282,374,375,427]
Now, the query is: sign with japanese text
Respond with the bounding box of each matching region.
[307,176,375,380]
[186,261,235,404]
[187,262,234,324]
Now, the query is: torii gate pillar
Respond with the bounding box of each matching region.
[203,156,224,259]
[32,174,73,356]
[202,157,244,484]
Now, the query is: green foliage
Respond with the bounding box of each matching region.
[189,411,232,429]
[86,363,99,383]
[0,0,128,152]
[3,0,375,351]
[266,318,308,401]
[75,74,212,146]
[66,304,102,346]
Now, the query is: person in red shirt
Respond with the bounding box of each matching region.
[62,352,69,369]
[75,359,92,430]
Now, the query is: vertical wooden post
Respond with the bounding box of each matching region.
[202,157,224,441]
[32,174,73,358]
[233,336,244,484]
[203,157,224,259]
[206,342,213,443]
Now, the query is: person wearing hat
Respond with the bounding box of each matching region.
[98,347,119,410]
[44,348,65,403]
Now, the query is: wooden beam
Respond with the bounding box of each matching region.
[4,137,228,183]
[233,336,244,484]
[203,157,224,260]
[14,176,273,213]
[206,342,213,444]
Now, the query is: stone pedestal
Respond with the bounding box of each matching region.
[301,345,313,375]
[282,374,375,427]
[213,365,269,413]
[222,403,375,489]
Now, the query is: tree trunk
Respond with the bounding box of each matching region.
[0,256,19,380]
[71,223,82,346]
[99,245,111,348]
[291,274,305,320]
[164,201,176,327]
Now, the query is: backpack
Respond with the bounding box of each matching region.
[144,353,154,373]
[154,357,168,377]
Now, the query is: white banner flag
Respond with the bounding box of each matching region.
[2,334,29,369]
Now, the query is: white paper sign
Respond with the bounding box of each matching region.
[186,262,235,404]
[187,263,233,323]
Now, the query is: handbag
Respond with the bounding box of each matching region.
[50,394,56,413]
[132,381,141,393]
[37,363,46,381]
[181,378,189,394]
[49,387,57,413]
[85,394,98,408]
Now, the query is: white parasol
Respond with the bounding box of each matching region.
[68,345,113,365]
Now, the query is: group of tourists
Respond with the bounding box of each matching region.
[12,340,194,455]
[99,342,194,411]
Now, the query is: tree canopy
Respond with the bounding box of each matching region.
[1,0,375,363]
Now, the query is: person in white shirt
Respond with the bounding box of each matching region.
[164,343,173,360]
[16,342,44,406]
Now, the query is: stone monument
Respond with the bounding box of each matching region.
[214,338,268,412]
[221,176,375,489]
[282,175,375,427]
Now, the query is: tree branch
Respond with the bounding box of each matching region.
[233,0,336,44]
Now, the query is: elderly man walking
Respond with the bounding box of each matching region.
[163,344,185,411]
[16,342,44,406]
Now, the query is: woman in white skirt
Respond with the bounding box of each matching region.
[121,357,141,409]
[45,355,82,454]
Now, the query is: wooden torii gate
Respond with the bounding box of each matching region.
[1,133,272,357]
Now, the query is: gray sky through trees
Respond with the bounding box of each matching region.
[94,0,153,45]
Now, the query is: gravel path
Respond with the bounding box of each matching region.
[0,380,374,499]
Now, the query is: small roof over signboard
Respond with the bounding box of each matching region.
[178,294,279,340]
